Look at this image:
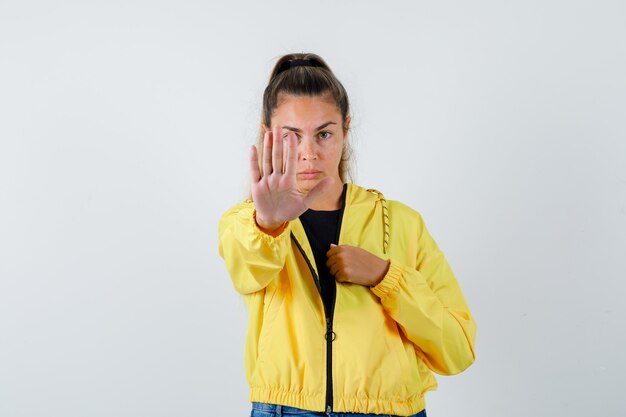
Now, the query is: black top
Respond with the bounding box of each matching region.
[299,208,341,315]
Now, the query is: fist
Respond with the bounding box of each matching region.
[326,244,390,287]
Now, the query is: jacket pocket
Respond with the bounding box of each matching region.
[255,277,287,364]
[390,326,425,396]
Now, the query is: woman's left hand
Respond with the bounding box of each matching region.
[326,244,390,287]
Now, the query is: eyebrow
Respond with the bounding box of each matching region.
[282,121,337,133]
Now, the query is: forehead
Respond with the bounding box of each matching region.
[272,94,341,126]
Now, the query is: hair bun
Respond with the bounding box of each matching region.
[276,58,323,75]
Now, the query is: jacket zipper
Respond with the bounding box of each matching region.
[291,234,335,411]
[291,184,347,413]
[325,289,337,413]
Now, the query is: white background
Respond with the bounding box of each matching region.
[1,1,625,416]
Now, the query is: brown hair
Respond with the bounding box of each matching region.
[257,53,353,182]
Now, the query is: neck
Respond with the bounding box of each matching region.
[308,180,344,211]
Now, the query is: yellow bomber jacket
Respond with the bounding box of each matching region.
[218,183,476,416]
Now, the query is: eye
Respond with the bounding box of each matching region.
[281,132,301,141]
[319,131,332,140]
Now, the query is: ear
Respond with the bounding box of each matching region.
[343,116,351,140]
[261,123,270,133]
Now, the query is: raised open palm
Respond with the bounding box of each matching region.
[250,126,333,230]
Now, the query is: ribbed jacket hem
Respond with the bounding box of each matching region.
[250,387,426,416]
[250,387,324,412]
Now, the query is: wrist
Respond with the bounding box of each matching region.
[254,211,286,234]
[371,259,391,287]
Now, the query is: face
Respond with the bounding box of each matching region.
[264,94,350,194]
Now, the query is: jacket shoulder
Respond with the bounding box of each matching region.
[352,184,424,221]
[387,199,423,220]
[218,199,255,231]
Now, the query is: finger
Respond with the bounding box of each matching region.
[326,243,339,258]
[262,130,273,176]
[272,125,283,174]
[335,270,348,282]
[250,145,260,183]
[326,253,338,269]
[303,176,334,207]
[328,258,342,276]
[283,132,298,176]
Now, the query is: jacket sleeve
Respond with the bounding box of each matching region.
[218,201,292,295]
[370,212,476,376]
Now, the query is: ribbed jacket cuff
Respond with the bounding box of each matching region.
[249,208,290,240]
[371,261,403,299]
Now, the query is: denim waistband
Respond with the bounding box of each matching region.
[252,402,318,415]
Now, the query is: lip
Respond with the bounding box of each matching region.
[297,170,321,179]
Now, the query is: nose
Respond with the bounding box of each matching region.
[298,136,318,160]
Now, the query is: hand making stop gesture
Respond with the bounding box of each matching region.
[250,126,334,231]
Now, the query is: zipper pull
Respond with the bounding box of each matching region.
[326,404,332,413]
[325,318,336,342]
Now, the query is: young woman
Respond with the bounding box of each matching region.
[219,53,476,417]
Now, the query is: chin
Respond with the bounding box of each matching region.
[296,179,318,194]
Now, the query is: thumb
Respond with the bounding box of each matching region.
[303,176,334,207]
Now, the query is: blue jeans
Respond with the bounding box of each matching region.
[251,402,427,417]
